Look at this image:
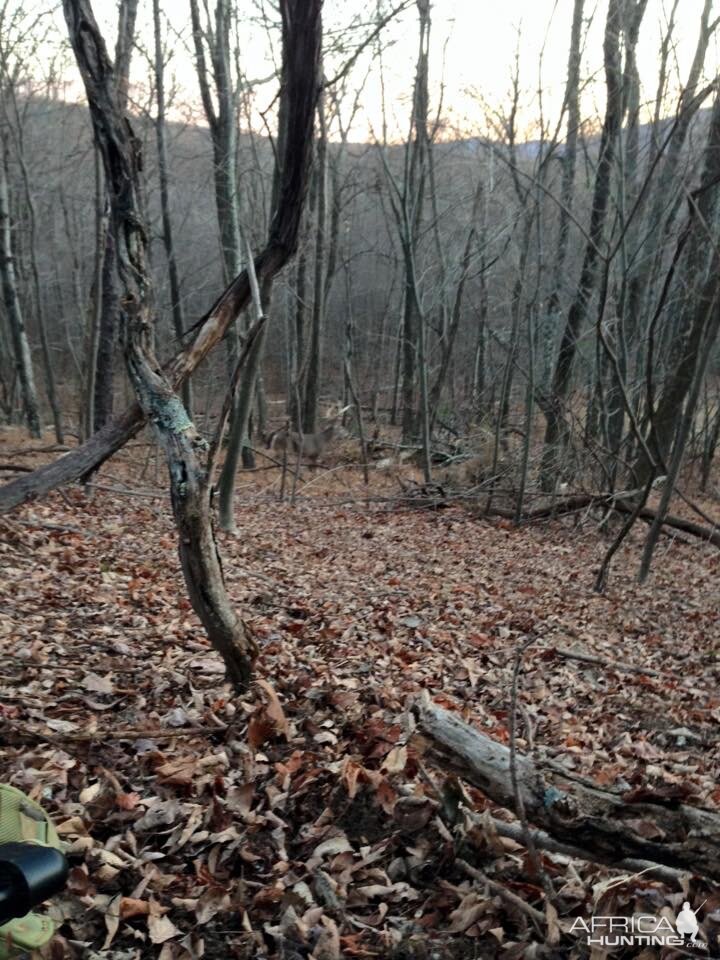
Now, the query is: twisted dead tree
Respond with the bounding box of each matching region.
[53,0,321,689]
[0,1,320,521]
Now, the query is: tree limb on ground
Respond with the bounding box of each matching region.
[410,691,720,881]
[550,646,666,678]
[475,811,687,885]
[486,492,720,548]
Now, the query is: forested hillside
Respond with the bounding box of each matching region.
[1,0,720,957]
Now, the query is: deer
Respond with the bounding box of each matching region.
[266,406,350,470]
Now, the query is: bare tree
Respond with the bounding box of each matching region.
[640,85,720,485]
[60,0,321,688]
[189,0,241,287]
[541,0,584,389]
[377,0,432,470]
[540,0,626,488]
[299,88,328,434]
[0,6,318,521]
[92,0,138,433]
[0,132,40,438]
[0,78,64,442]
[152,0,191,418]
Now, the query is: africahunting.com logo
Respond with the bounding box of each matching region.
[570,900,708,949]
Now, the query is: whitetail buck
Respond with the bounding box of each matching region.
[267,406,349,469]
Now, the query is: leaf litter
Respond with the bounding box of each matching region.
[1,453,719,958]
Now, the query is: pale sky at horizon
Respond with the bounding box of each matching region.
[30,0,720,142]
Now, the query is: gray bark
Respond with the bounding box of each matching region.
[638,85,720,483]
[190,0,241,285]
[93,0,138,432]
[542,0,584,390]
[1,81,64,443]
[152,0,191,415]
[0,137,40,438]
[301,89,327,434]
[540,0,624,488]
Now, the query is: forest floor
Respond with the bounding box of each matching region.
[1,427,720,959]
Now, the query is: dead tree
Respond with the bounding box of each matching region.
[59,0,321,689]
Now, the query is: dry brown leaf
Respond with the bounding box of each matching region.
[119,897,152,920]
[83,672,115,694]
[382,744,407,774]
[255,677,290,738]
[148,913,181,944]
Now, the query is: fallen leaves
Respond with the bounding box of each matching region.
[1,453,720,957]
[249,677,290,747]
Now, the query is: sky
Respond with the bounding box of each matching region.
[33,0,720,142]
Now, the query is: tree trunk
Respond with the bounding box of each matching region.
[189,0,241,286]
[631,0,717,347]
[61,0,321,690]
[84,151,106,440]
[301,90,327,434]
[540,0,623,488]
[92,0,138,433]
[541,0,584,390]
[638,283,719,581]
[3,87,65,443]
[637,85,720,483]
[429,184,481,430]
[396,0,430,444]
[400,252,419,441]
[290,224,310,428]
[217,274,272,532]
[93,225,120,432]
[0,137,40,438]
[152,0,192,415]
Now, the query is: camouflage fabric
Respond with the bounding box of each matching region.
[0,785,62,958]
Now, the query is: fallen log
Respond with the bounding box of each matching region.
[0,404,145,512]
[486,492,720,549]
[477,812,687,885]
[410,691,720,881]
